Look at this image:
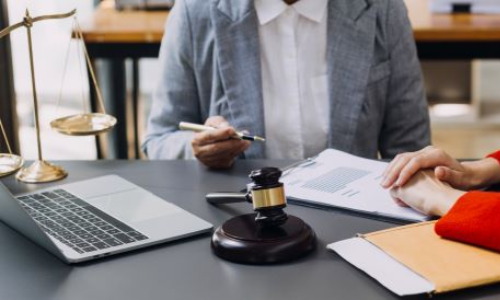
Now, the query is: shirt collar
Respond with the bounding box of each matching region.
[293,0,328,23]
[254,0,328,25]
[254,0,288,25]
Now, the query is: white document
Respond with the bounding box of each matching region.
[327,238,435,296]
[281,149,428,222]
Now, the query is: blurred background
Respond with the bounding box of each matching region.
[2,0,500,160]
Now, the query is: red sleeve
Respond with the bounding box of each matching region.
[487,150,500,164]
[435,191,500,252]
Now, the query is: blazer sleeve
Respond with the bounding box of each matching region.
[378,0,431,158]
[142,0,200,159]
[435,192,500,252]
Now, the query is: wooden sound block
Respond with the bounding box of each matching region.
[211,213,316,264]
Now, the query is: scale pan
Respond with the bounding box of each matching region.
[0,154,24,178]
[51,113,116,136]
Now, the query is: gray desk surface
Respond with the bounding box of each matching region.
[1,160,499,300]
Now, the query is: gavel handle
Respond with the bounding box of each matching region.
[206,193,248,204]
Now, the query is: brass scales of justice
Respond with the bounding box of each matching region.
[0,9,116,183]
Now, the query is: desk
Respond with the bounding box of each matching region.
[1,160,500,300]
[80,0,500,159]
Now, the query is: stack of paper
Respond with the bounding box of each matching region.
[328,222,500,296]
[281,149,428,223]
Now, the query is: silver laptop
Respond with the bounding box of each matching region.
[0,175,212,264]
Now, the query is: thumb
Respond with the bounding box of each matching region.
[435,166,465,188]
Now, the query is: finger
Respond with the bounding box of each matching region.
[204,142,247,161]
[230,141,251,159]
[382,154,413,188]
[383,147,436,187]
[193,131,250,159]
[394,147,459,187]
[435,166,466,189]
[238,140,251,152]
[382,147,430,178]
[389,188,410,207]
[394,153,437,187]
[394,198,410,207]
[205,116,229,128]
[383,154,404,178]
[389,186,399,198]
[200,143,247,169]
[382,154,406,186]
[197,143,242,161]
[195,139,248,161]
[193,127,236,146]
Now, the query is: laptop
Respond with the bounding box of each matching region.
[0,175,213,264]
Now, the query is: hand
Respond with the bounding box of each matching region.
[191,116,251,169]
[382,146,474,190]
[390,170,466,217]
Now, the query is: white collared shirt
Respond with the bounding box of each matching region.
[255,0,330,159]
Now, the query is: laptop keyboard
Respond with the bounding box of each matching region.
[17,189,149,254]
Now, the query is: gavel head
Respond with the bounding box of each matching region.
[247,167,288,227]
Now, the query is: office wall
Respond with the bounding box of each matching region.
[422,61,471,104]
[8,0,93,103]
[423,60,500,158]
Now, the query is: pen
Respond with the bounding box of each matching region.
[179,121,266,142]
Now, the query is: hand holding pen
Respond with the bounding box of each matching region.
[179,121,265,142]
[180,117,263,169]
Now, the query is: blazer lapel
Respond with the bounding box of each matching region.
[326,0,377,152]
[212,0,265,158]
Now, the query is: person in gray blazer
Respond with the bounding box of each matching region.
[143,0,431,168]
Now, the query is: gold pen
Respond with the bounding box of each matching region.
[179,121,266,142]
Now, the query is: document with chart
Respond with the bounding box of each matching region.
[281,149,429,222]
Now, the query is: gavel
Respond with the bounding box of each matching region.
[206,167,288,227]
[207,167,316,264]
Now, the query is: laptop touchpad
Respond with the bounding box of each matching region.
[85,189,180,223]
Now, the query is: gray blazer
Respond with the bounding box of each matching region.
[143,0,431,160]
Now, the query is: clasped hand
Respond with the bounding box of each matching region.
[381,146,500,216]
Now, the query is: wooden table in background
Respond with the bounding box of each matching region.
[406,0,500,58]
[80,1,168,159]
[79,0,500,159]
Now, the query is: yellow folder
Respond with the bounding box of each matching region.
[329,221,500,296]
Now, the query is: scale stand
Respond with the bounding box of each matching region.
[0,9,116,183]
[0,118,24,178]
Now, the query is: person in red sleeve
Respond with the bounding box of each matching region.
[381,146,500,252]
